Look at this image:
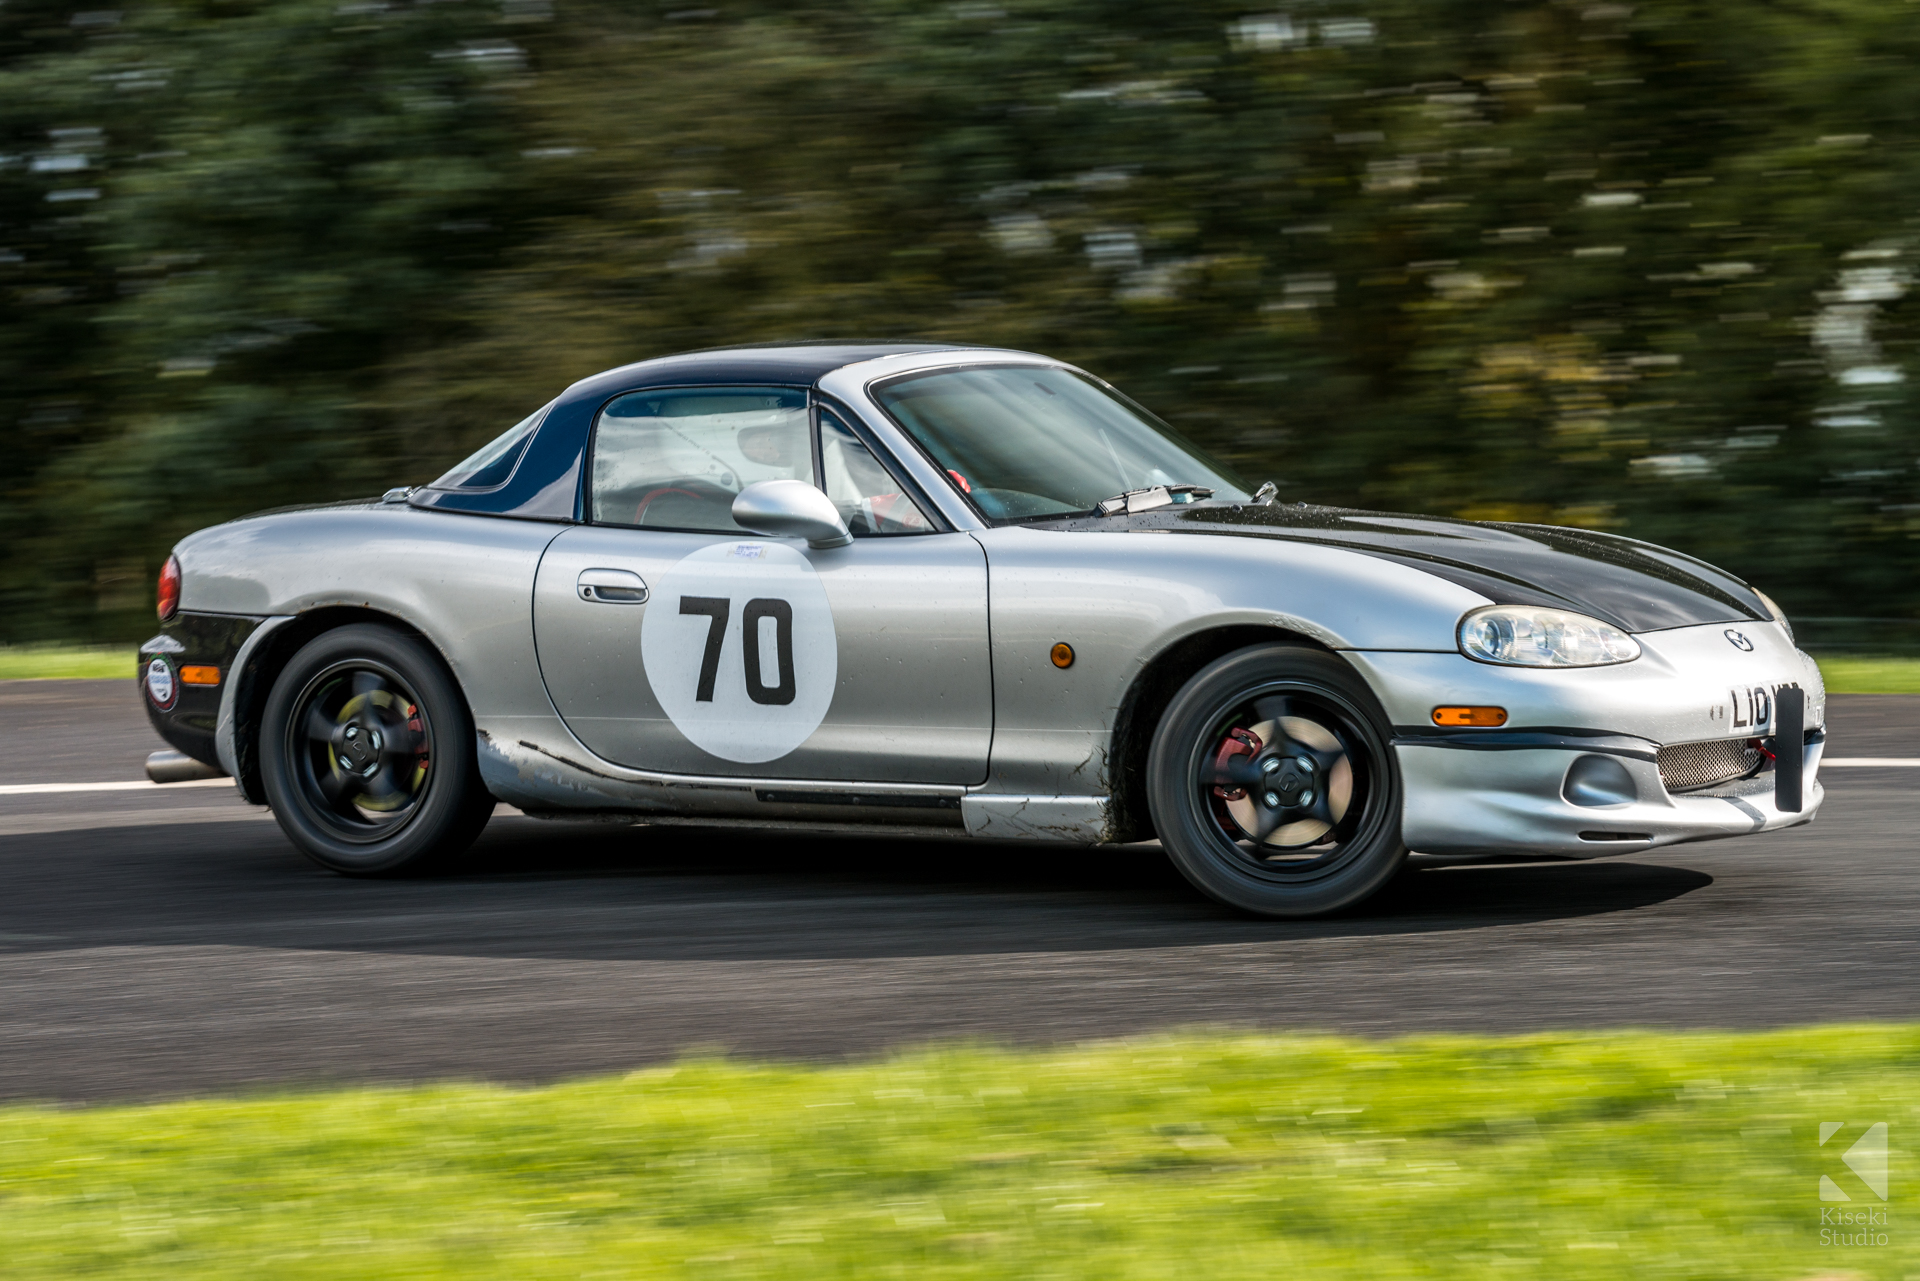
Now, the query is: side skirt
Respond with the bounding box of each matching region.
[477,732,1112,842]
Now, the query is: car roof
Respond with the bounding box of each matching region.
[562,341,996,402]
[410,341,1020,523]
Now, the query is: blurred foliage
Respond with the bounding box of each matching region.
[4,1027,1920,1277]
[1,0,1916,639]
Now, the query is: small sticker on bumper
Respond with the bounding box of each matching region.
[145,655,178,710]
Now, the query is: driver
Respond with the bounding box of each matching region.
[738,422,803,472]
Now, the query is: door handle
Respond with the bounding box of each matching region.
[577,568,649,604]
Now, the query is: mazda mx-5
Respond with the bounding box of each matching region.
[139,342,1824,916]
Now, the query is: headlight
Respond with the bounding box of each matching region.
[1458,606,1641,667]
[1753,589,1793,644]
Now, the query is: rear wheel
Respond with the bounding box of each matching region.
[1146,644,1406,917]
[260,624,494,875]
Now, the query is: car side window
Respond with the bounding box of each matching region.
[819,408,933,536]
[590,387,810,532]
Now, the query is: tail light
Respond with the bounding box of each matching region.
[156,554,181,621]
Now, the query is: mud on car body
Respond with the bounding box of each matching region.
[141,343,1824,917]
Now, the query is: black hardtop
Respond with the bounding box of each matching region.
[408,341,1005,522]
[562,341,994,402]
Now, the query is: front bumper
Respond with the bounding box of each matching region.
[1349,617,1828,857]
[1395,733,1824,857]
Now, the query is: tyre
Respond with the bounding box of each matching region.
[1146,643,1406,917]
[259,623,494,876]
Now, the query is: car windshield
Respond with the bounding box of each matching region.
[873,366,1249,522]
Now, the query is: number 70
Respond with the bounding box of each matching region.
[678,596,797,706]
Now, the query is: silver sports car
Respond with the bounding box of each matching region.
[140,342,1824,916]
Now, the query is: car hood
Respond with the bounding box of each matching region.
[1034,502,1768,633]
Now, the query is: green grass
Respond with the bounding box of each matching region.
[1,1027,1915,1279]
[1815,655,1920,695]
[0,644,137,681]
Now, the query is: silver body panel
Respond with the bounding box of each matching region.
[1395,737,1823,857]
[961,794,1110,841]
[168,347,1826,855]
[962,525,1486,799]
[1344,619,1822,745]
[181,506,565,732]
[532,524,992,784]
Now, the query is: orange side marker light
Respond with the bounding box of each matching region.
[1433,705,1506,727]
[1050,643,1074,669]
[180,665,221,687]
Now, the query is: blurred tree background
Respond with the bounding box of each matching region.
[2,0,1915,642]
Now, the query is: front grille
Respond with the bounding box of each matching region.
[1657,737,1766,793]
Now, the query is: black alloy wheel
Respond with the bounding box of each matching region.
[260,624,495,875]
[1147,644,1407,917]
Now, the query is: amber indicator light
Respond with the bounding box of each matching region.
[1433,705,1507,727]
[180,665,221,687]
[1050,642,1074,669]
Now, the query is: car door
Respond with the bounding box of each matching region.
[531,386,991,784]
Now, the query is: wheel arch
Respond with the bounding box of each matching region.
[230,606,453,804]
[1106,624,1340,843]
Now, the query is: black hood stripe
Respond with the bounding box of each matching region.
[1032,503,1767,633]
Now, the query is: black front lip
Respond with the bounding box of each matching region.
[1390,725,1658,761]
[1032,502,1769,634]
[1392,724,1826,763]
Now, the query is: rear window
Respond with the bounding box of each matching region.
[429,401,552,490]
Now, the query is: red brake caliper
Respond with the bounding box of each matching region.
[407,703,428,776]
[1211,728,1262,801]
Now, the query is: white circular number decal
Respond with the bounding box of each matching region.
[640,541,837,763]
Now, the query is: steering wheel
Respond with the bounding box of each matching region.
[633,478,738,527]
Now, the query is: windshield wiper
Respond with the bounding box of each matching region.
[1094,483,1214,516]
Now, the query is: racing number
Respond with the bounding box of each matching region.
[741,598,796,705]
[678,595,797,706]
[678,596,730,702]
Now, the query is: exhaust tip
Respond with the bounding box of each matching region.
[146,750,227,784]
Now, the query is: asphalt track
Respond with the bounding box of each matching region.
[2,678,1916,1103]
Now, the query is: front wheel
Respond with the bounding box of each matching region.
[1146,644,1406,917]
[260,624,494,875]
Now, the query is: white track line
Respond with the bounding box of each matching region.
[0,778,234,796]
[1823,758,1920,767]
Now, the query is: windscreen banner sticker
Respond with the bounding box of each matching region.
[640,541,837,763]
[145,655,178,710]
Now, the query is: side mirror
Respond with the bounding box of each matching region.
[731,479,853,549]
